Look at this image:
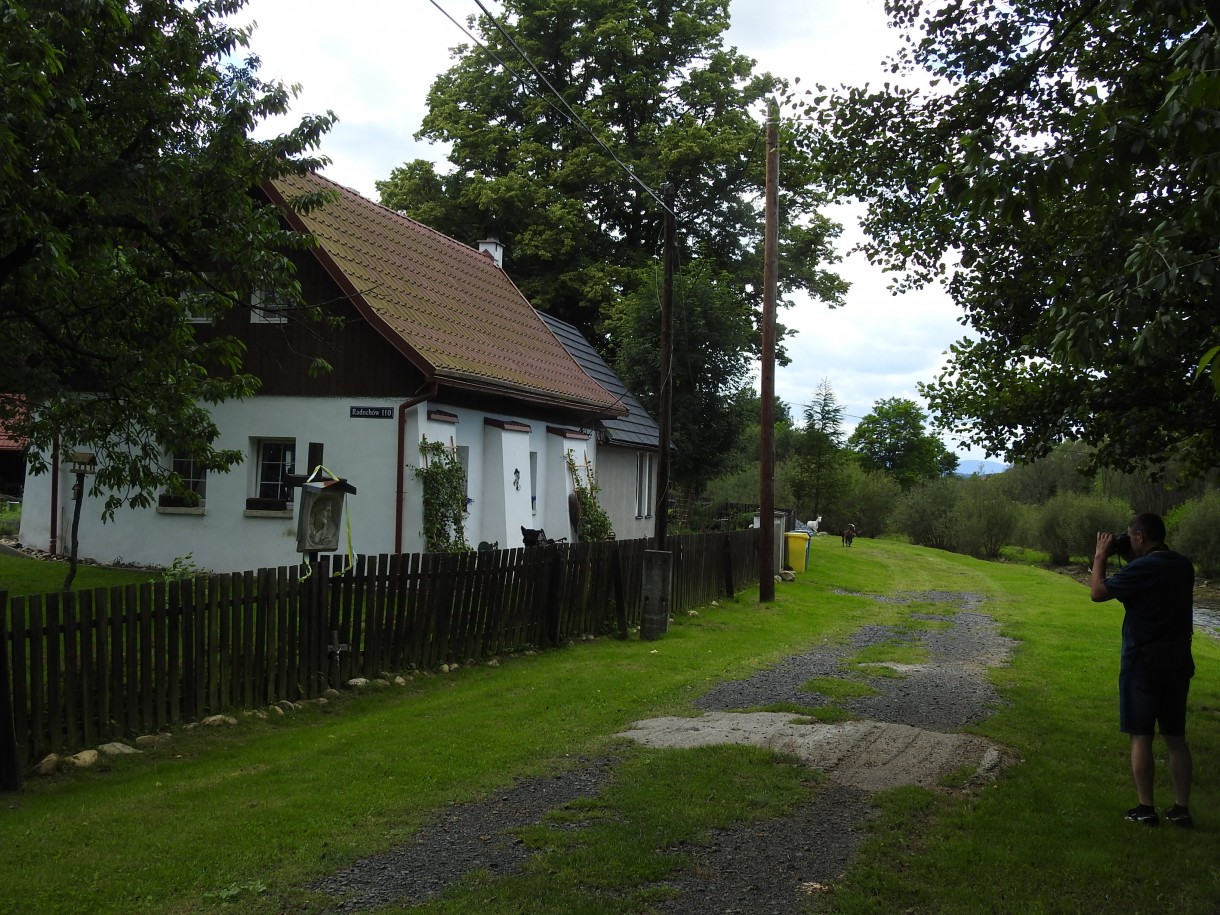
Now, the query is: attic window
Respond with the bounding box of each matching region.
[250,288,287,324]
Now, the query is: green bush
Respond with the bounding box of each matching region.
[837,462,901,537]
[953,476,1019,559]
[1167,491,1220,578]
[891,478,958,550]
[0,501,18,537]
[1036,492,1130,564]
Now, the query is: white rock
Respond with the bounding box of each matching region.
[69,749,99,768]
[36,753,61,776]
[201,714,237,727]
[135,733,171,748]
[393,676,407,686]
[346,677,370,688]
[98,742,141,757]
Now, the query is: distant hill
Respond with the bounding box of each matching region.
[955,460,1010,477]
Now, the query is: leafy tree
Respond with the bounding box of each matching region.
[608,282,782,492]
[996,443,1095,505]
[790,378,847,520]
[376,0,848,490]
[805,0,1220,478]
[952,476,1018,560]
[891,477,959,551]
[835,461,901,538]
[847,397,959,488]
[1,0,335,516]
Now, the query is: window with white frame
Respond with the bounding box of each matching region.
[529,451,538,513]
[254,439,296,503]
[635,451,655,518]
[249,287,288,324]
[169,455,207,502]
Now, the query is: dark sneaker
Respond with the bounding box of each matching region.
[1164,805,1194,829]
[1125,805,1160,826]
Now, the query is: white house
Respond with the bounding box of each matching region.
[18,172,654,572]
[539,313,661,543]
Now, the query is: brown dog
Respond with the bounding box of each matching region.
[842,524,856,547]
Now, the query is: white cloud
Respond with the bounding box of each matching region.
[236,0,989,460]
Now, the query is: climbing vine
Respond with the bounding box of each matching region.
[411,437,469,553]
[566,450,614,542]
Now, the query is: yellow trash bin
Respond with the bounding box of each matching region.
[784,531,811,572]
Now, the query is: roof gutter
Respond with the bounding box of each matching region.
[395,380,439,554]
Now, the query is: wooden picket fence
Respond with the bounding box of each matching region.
[0,530,759,772]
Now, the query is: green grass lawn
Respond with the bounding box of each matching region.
[0,551,157,599]
[1,537,1217,914]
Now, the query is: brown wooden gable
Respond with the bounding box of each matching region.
[264,172,627,420]
[205,250,428,398]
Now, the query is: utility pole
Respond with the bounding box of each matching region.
[643,184,677,641]
[654,183,675,551]
[759,102,779,602]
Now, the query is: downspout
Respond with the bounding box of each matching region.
[395,381,439,554]
[49,437,59,556]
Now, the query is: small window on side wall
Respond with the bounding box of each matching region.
[635,451,655,519]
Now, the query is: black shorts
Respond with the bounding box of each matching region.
[1119,668,1191,736]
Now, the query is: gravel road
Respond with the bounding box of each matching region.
[314,591,1016,913]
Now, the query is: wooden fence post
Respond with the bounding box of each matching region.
[1,593,20,792]
[722,533,735,598]
[611,543,629,640]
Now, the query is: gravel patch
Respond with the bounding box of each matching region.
[313,758,617,910]
[312,591,1015,913]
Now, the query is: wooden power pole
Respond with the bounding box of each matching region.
[759,102,779,602]
[654,183,676,551]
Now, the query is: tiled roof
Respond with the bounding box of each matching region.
[539,313,660,450]
[267,172,625,417]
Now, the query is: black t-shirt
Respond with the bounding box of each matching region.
[1104,549,1194,667]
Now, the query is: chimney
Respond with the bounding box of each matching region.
[477,236,504,268]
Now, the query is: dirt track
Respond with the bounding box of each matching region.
[317,592,1017,913]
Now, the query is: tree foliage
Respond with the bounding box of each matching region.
[0,0,335,516]
[376,0,848,490]
[789,378,847,518]
[805,0,1220,478]
[847,397,959,488]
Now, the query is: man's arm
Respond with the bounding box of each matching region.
[1091,532,1113,602]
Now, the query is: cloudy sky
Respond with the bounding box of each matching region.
[234,0,1000,470]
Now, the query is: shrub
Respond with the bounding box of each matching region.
[1036,492,1130,564]
[837,463,901,537]
[891,478,958,551]
[953,477,1019,559]
[1167,492,1220,578]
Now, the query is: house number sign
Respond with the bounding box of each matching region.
[349,406,395,419]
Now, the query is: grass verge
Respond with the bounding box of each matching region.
[0,536,1217,914]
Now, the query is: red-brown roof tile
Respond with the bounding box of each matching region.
[267,172,625,418]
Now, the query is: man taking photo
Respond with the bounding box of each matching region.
[1091,513,1195,828]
